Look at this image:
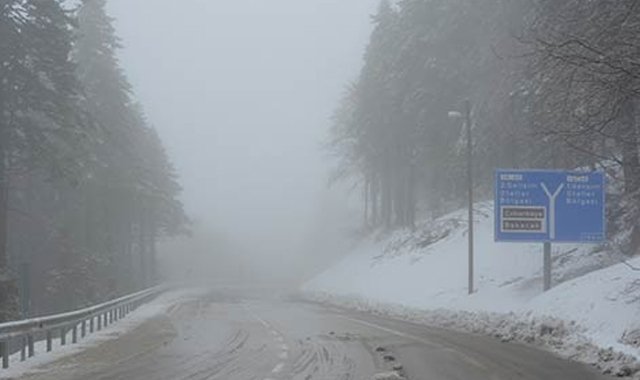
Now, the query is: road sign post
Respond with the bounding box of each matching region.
[495,170,605,291]
[543,242,551,291]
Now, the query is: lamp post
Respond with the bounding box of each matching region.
[448,100,474,294]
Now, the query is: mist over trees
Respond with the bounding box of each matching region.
[330,0,640,252]
[0,0,186,321]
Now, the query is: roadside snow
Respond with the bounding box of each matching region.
[0,287,207,380]
[303,202,640,377]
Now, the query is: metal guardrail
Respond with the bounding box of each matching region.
[0,286,166,370]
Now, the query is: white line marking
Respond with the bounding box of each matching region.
[255,316,271,329]
[276,336,284,343]
[339,316,437,346]
[278,350,289,359]
[339,315,488,370]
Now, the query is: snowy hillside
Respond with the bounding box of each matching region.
[303,202,640,376]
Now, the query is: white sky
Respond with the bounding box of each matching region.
[107,0,378,273]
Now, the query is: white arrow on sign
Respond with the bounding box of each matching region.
[541,182,565,240]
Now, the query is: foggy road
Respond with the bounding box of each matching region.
[11,289,608,380]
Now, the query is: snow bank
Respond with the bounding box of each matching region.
[303,202,640,377]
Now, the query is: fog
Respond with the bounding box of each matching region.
[1,2,636,376]
[106,0,379,284]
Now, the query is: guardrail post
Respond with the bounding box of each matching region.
[81,320,86,338]
[72,324,78,344]
[28,335,34,357]
[20,336,26,361]
[1,340,8,369]
[90,316,95,333]
[97,314,102,330]
[46,330,53,352]
[109,310,113,324]
[60,327,66,346]
[113,308,118,322]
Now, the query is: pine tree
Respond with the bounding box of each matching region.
[0,0,88,320]
[69,0,187,296]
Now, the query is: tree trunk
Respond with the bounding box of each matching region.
[370,172,379,226]
[116,192,134,295]
[407,164,416,230]
[363,173,369,228]
[393,165,406,227]
[621,99,640,195]
[138,201,149,289]
[0,83,7,271]
[381,166,392,228]
[620,99,640,254]
[0,133,18,322]
[149,211,157,285]
[0,138,7,270]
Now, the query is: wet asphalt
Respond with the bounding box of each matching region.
[11,289,609,380]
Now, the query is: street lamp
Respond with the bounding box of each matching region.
[448,100,474,295]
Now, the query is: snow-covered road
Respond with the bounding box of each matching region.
[6,289,609,380]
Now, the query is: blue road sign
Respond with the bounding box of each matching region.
[495,170,605,243]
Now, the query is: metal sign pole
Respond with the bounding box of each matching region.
[543,242,551,291]
[465,100,474,295]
